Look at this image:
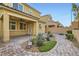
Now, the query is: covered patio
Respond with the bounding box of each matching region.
[0,9,38,43]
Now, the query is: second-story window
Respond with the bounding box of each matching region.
[28,9,32,14]
[18,4,23,11]
[13,3,23,12]
[13,3,18,10]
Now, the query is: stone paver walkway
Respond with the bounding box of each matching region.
[51,34,79,56]
[0,34,79,56]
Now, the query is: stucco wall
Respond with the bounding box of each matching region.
[10,31,27,37]
[72,30,79,43]
[39,15,52,34]
[39,15,51,23]
[71,21,79,29]
[24,5,40,18]
[48,27,67,34]
[38,22,45,34]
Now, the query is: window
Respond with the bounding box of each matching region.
[20,20,26,30]
[28,9,32,14]
[9,20,16,30]
[18,4,23,11]
[13,3,18,10]
[24,24,26,29]
[48,25,55,28]
[13,3,23,11]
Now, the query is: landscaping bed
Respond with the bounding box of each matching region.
[38,40,57,52]
[21,40,57,52]
[21,33,57,52]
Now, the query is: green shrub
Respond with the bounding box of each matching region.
[46,31,53,41]
[36,33,44,47]
[66,30,74,41]
[48,31,53,37]
[32,38,37,45]
[38,41,57,52]
[32,33,45,47]
[37,39,44,47]
[66,34,74,41]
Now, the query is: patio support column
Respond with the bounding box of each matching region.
[33,22,36,36]
[3,14,10,42]
[35,21,39,36]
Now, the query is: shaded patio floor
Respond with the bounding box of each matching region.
[0,35,31,48]
[9,35,32,45]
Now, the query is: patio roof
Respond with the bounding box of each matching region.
[0,3,40,20]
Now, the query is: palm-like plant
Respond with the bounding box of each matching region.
[72,3,79,29]
[72,3,77,17]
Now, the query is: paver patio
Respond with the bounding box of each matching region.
[0,34,79,56]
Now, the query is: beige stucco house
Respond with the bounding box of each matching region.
[39,15,52,33]
[0,3,53,42]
